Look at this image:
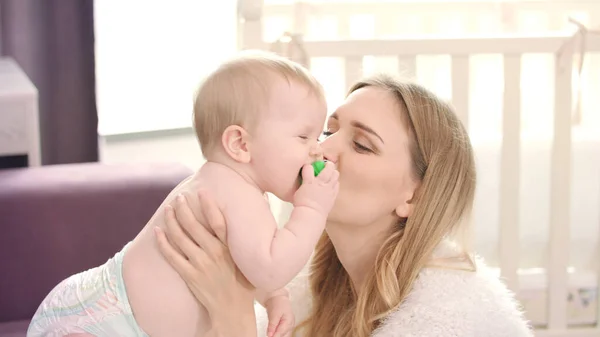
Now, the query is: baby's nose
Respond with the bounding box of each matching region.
[310,143,324,161]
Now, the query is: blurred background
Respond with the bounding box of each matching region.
[1,0,599,335]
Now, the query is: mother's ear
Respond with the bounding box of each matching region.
[221,125,251,163]
[395,191,416,219]
[394,199,413,219]
[395,180,420,219]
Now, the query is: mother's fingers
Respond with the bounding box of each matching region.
[173,193,224,260]
[197,190,228,245]
[154,226,197,282]
[165,204,206,267]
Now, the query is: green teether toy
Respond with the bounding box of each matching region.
[299,160,326,184]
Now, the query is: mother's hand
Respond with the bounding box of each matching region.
[154,190,257,337]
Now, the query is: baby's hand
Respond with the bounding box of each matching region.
[293,161,339,216]
[265,295,295,337]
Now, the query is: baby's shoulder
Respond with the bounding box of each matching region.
[193,163,272,223]
[196,163,263,194]
[192,165,260,201]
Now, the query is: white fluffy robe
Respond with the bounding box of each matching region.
[255,242,534,337]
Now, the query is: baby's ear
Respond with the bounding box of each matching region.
[221,125,251,163]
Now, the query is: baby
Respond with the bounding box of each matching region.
[27,51,338,337]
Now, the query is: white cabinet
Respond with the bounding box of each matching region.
[0,58,40,166]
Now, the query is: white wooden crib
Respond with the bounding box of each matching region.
[237,0,600,336]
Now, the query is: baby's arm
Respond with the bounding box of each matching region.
[224,187,324,292]
[255,287,289,306]
[224,163,338,292]
[256,288,294,337]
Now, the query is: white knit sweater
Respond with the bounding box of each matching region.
[255,242,534,337]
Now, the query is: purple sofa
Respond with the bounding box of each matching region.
[0,162,193,337]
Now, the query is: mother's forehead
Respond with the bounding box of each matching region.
[333,93,409,144]
[332,91,405,128]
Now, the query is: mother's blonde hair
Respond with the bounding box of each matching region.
[295,74,477,336]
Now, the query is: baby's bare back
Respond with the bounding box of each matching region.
[122,171,215,337]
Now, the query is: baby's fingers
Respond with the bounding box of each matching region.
[267,319,280,337]
[328,168,340,185]
[315,161,335,182]
[300,164,315,184]
[272,317,293,337]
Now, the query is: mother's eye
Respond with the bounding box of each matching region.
[320,131,333,141]
[353,141,373,153]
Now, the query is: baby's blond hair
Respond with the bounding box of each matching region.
[193,50,325,158]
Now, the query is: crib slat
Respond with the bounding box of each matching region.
[241,20,265,50]
[375,12,397,37]
[596,31,600,319]
[451,55,470,129]
[397,56,417,80]
[597,186,600,327]
[499,54,521,294]
[548,48,573,331]
[337,14,350,39]
[292,1,309,36]
[344,56,363,91]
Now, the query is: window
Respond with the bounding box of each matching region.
[94,0,237,135]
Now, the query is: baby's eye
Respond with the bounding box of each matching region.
[298,135,308,140]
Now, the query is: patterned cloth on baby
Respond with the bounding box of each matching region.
[27,243,148,337]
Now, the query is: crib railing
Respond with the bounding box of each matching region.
[260,0,600,40]
[238,1,600,335]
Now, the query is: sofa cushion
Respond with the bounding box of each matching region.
[0,162,193,324]
[0,319,30,337]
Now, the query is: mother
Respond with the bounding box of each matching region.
[156,74,534,336]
